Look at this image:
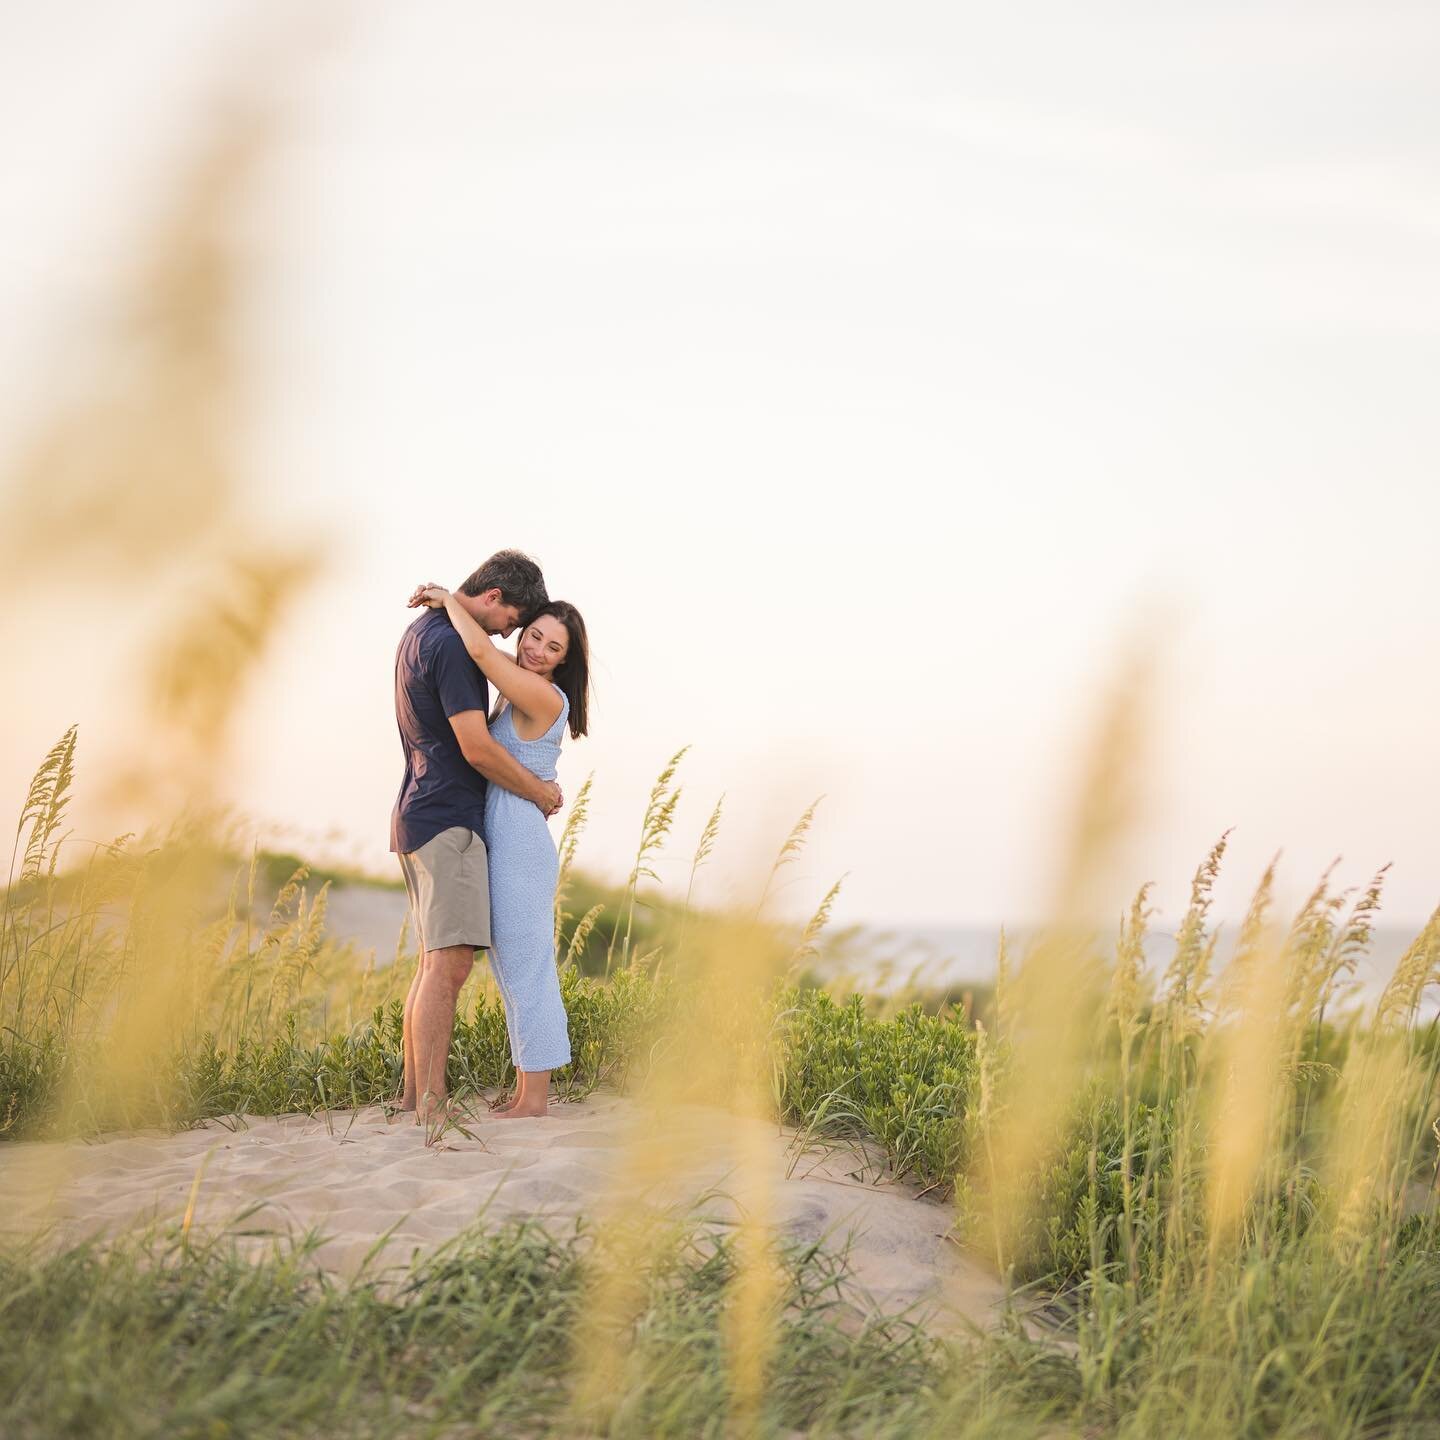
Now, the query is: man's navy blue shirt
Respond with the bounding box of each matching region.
[391,609,491,854]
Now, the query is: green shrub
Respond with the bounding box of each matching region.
[771,988,979,1189]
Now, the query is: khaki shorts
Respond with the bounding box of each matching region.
[398,826,491,952]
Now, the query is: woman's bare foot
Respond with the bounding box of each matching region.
[489,1069,533,1114]
[494,1069,552,1118]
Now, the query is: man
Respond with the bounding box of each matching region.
[391,548,561,1123]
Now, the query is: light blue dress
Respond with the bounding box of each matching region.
[483,686,572,1072]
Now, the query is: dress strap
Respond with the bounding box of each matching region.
[547,683,570,738]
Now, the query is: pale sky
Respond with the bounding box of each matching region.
[1,2,1437,934]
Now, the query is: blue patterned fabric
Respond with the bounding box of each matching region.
[483,686,572,1072]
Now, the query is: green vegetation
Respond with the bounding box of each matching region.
[0,1217,970,1440]
[252,848,405,896]
[773,989,978,1188]
[5,734,1440,1437]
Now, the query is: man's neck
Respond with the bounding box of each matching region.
[452,590,500,637]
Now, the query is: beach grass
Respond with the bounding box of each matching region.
[5,737,1440,1437]
[6,83,1437,1436]
[0,1217,954,1440]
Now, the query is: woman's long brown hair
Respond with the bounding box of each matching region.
[530,600,590,739]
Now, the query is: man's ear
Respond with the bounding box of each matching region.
[480,587,504,608]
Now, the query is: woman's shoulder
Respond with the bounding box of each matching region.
[547,684,570,736]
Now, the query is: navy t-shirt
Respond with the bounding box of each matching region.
[390,609,491,854]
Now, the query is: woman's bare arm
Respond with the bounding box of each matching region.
[409,585,563,731]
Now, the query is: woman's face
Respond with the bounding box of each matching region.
[516,614,570,677]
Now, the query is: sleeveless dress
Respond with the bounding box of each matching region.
[483,685,572,1072]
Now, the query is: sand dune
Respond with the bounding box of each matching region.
[0,1092,1006,1330]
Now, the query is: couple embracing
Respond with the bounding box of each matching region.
[390,549,589,1124]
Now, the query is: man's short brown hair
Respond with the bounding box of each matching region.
[457,550,548,623]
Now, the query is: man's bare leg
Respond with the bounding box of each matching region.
[495,1069,552,1119]
[413,944,476,1124]
[398,961,423,1112]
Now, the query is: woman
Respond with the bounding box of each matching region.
[407,582,590,1119]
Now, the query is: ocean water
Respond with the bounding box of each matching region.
[323,883,1429,1016]
[816,922,1426,1013]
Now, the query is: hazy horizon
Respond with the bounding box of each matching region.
[2,2,1437,936]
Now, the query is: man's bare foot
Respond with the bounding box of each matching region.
[382,1091,417,1122]
[415,1095,469,1126]
[495,1102,550,1119]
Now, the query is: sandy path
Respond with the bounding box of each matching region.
[0,1091,1006,1329]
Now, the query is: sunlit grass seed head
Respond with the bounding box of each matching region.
[568,779,835,1434]
[968,640,1155,1272]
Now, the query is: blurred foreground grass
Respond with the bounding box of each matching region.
[3,733,1440,1438]
[4,65,1437,1438]
[0,1218,957,1440]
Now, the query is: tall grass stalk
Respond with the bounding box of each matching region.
[608,747,688,973]
[573,902,793,1431]
[1109,881,1151,1288]
[677,792,723,952]
[754,795,823,919]
[971,645,1150,1280]
[5,729,1440,1436]
[553,770,594,948]
[791,874,844,971]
